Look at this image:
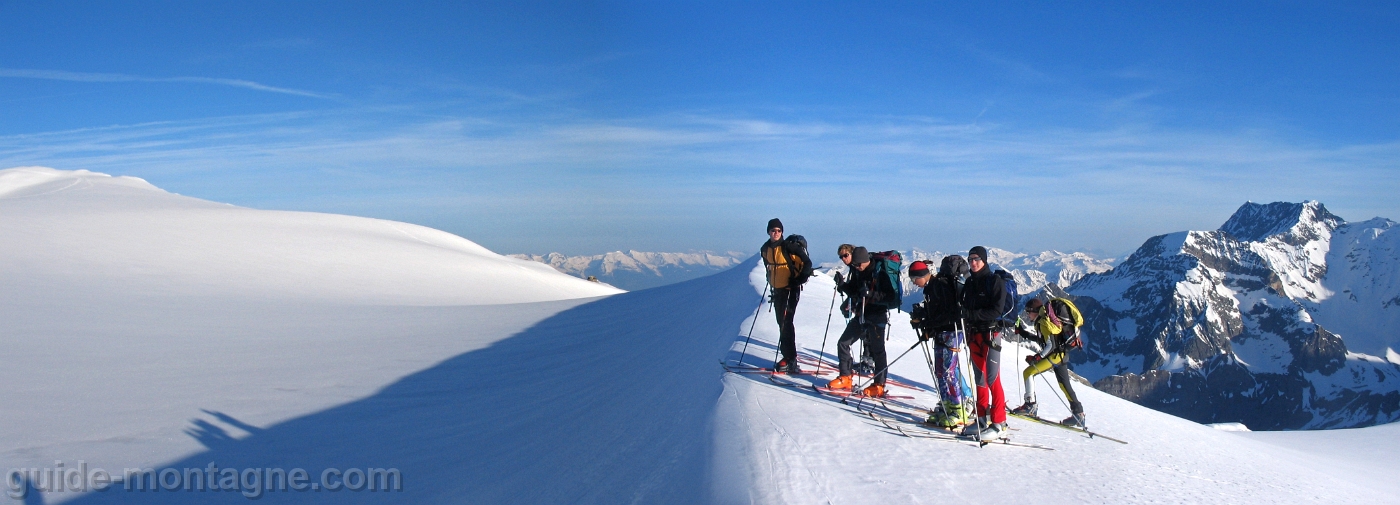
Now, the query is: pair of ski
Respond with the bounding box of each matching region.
[721,361,834,376]
[865,410,1053,451]
[796,355,925,390]
[806,383,914,400]
[1007,413,1128,445]
[720,359,923,391]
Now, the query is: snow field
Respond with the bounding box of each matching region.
[4,167,1397,504]
[0,167,620,306]
[717,265,1399,504]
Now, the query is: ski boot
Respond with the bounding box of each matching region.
[853,359,875,376]
[1061,412,1086,428]
[978,422,1008,441]
[1010,401,1038,417]
[961,416,989,437]
[862,384,886,398]
[776,359,801,375]
[925,404,946,425]
[941,401,969,429]
[827,375,853,390]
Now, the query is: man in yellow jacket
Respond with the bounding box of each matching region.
[761,218,811,374]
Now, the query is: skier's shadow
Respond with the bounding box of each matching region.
[61,258,763,504]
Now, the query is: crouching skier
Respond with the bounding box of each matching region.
[1011,297,1088,427]
[960,246,1011,440]
[827,247,899,397]
[909,257,974,429]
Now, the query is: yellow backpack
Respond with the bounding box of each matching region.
[1045,297,1084,348]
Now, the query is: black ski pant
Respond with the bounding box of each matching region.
[1054,362,1085,415]
[1021,352,1083,415]
[771,286,800,364]
[837,320,887,385]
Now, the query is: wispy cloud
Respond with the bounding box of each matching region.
[2,109,1396,255]
[0,68,335,99]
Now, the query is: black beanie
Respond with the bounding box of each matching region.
[968,246,989,262]
[850,247,870,264]
[908,260,931,277]
[767,218,783,232]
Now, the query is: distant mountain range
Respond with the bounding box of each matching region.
[820,248,1116,307]
[509,251,748,291]
[1065,201,1400,430]
[520,247,1115,298]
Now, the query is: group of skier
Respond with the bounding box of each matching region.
[758,218,1088,441]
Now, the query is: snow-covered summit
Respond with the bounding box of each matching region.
[1068,200,1400,429]
[0,166,165,197]
[1220,200,1343,244]
[0,167,620,305]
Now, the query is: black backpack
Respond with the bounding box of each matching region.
[938,255,969,281]
[782,235,814,286]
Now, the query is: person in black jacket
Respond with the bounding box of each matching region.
[910,256,973,428]
[826,247,897,397]
[959,246,1011,440]
[760,218,810,374]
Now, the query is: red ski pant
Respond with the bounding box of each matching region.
[968,331,1006,424]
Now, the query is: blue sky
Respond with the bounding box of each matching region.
[1,1,1397,260]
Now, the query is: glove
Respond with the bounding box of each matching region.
[918,330,930,342]
[840,298,852,318]
[855,283,869,299]
[833,271,844,285]
[1025,354,1041,365]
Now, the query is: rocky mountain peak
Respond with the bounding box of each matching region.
[1220,201,1342,244]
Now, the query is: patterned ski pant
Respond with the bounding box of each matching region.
[933,331,972,405]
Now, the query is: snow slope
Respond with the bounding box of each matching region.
[4,168,1396,503]
[0,167,619,305]
[717,266,1399,504]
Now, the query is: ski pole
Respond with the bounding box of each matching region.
[1014,326,1024,402]
[734,281,770,367]
[919,333,942,405]
[815,284,840,375]
[1039,372,1074,418]
[850,336,924,410]
[958,316,988,443]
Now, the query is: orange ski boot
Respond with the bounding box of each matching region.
[862,384,886,398]
[827,375,853,390]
